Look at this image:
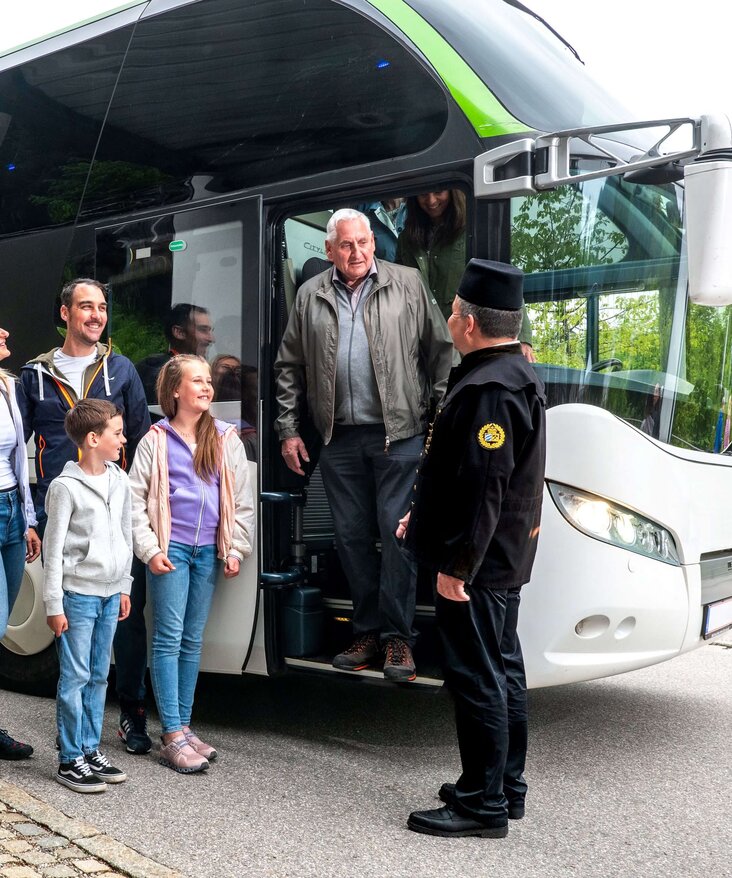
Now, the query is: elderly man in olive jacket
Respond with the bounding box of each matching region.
[400,259,546,839]
[274,208,453,681]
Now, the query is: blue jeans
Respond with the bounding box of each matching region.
[148,542,219,734]
[0,488,26,641]
[56,591,120,763]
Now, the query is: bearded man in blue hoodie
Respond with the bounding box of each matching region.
[18,278,152,755]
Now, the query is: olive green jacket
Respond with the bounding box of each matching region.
[274,260,454,446]
[396,230,533,346]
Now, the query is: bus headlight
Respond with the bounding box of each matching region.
[547,482,680,566]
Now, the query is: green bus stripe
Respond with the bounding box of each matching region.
[367,0,527,138]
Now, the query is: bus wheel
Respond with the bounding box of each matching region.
[0,558,58,696]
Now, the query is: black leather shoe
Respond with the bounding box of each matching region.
[407,805,508,838]
[439,783,525,820]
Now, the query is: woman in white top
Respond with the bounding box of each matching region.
[0,326,41,759]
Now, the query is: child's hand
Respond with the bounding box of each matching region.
[224,556,240,579]
[118,595,131,620]
[149,553,175,575]
[47,614,68,637]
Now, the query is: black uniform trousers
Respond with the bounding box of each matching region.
[436,586,528,825]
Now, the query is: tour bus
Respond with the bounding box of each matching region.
[2,0,732,694]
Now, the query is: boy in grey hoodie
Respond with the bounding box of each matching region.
[44,400,133,793]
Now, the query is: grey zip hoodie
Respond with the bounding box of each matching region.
[43,461,133,617]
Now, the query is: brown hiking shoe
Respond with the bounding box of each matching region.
[383,638,416,681]
[332,634,381,671]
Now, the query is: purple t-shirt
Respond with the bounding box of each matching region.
[161,420,221,547]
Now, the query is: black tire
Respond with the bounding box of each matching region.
[0,642,58,697]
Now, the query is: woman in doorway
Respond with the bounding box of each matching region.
[397,189,534,359]
[396,190,467,321]
[0,326,41,758]
[130,355,254,773]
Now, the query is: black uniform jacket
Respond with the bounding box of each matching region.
[405,343,546,590]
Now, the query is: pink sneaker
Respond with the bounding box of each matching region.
[184,729,218,762]
[158,736,209,774]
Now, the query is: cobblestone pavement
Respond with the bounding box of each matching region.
[0,781,183,878]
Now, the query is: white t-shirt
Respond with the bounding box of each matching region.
[54,350,98,398]
[84,469,110,502]
[0,394,17,489]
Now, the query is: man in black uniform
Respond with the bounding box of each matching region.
[399,258,546,838]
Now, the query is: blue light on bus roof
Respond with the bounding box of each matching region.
[6,164,15,171]
[376,59,390,69]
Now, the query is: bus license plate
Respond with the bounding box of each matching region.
[702,596,732,639]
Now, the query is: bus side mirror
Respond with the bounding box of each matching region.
[685,115,732,306]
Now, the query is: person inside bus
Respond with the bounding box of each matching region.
[353,198,406,262]
[0,325,41,760]
[136,304,215,404]
[211,355,257,461]
[275,208,453,681]
[396,190,536,362]
[129,355,254,773]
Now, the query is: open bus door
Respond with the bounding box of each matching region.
[95,197,262,675]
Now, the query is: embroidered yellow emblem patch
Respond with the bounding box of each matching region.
[477,423,506,450]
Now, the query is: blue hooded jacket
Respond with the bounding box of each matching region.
[17,342,151,515]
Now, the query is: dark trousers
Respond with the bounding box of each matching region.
[319,426,422,646]
[436,587,528,825]
[113,555,148,705]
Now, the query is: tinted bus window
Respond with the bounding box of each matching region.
[82,0,448,218]
[0,27,133,236]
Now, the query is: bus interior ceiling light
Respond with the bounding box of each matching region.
[548,482,680,565]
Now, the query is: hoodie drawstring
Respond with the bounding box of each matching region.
[35,363,45,401]
[102,356,111,397]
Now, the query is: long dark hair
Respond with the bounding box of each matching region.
[401,189,466,251]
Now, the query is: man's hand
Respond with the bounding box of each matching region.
[521,342,536,364]
[149,553,175,575]
[281,437,310,476]
[25,528,41,563]
[396,511,411,540]
[437,572,470,602]
[224,556,240,579]
[118,594,131,620]
[47,614,68,637]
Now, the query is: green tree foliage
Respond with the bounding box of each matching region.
[30,161,172,224]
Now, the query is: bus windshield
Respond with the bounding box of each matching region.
[510,174,732,455]
[409,0,633,130]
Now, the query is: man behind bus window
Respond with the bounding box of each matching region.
[274,208,453,681]
[136,304,214,403]
[18,278,152,755]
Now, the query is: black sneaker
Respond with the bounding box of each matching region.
[118,704,152,754]
[383,638,416,681]
[332,634,381,671]
[0,728,33,760]
[56,756,107,793]
[84,749,127,784]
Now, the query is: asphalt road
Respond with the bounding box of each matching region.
[0,640,730,878]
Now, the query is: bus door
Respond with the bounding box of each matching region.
[95,197,263,675]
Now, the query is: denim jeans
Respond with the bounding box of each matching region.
[56,590,120,763]
[0,488,26,641]
[148,542,219,734]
